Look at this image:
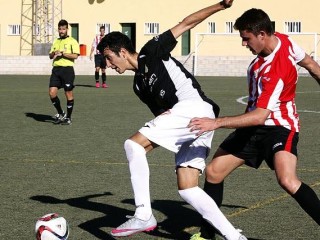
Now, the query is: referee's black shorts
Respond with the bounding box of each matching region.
[49,66,75,91]
[220,126,299,170]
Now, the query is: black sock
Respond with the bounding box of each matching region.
[200,180,224,238]
[50,96,63,114]
[102,73,106,83]
[66,99,74,119]
[292,182,320,225]
[95,71,99,81]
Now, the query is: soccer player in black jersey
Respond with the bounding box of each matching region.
[98,1,247,239]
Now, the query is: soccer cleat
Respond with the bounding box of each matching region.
[190,232,247,240]
[102,83,109,88]
[53,112,66,124]
[95,82,100,88]
[190,232,209,240]
[60,118,72,125]
[111,215,157,237]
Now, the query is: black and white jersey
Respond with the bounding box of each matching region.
[133,30,219,117]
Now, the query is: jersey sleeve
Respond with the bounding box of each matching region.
[49,39,57,54]
[92,38,97,48]
[140,30,177,60]
[289,36,306,63]
[71,38,80,55]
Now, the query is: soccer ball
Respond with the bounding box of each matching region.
[35,213,69,240]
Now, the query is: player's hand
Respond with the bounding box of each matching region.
[221,0,234,9]
[188,117,217,135]
[53,51,62,60]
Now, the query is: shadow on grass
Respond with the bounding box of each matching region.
[25,112,55,123]
[74,84,95,88]
[30,193,261,240]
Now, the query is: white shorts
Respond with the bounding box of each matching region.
[139,99,216,172]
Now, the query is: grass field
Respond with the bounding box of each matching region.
[0,74,319,240]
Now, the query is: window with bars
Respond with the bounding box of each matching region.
[285,21,301,33]
[144,23,159,35]
[208,22,216,33]
[226,21,234,33]
[8,24,21,36]
[32,23,54,36]
[33,24,40,36]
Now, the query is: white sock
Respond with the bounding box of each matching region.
[179,187,241,240]
[124,139,152,220]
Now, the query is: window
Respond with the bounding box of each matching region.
[47,23,53,36]
[33,24,40,36]
[33,23,53,36]
[285,21,301,33]
[96,23,110,34]
[144,23,159,35]
[8,24,21,36]
[208,22,216,33]
[226,21,234,33]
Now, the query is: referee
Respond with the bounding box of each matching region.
[49,19,80,125]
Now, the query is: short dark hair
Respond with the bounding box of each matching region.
[97,31,136,56]
[100,26,105,30]
[234,8,274,36]
[58,19,69,28]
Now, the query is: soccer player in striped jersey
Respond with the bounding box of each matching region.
[90,25,108,88]
[189,8,320,239]
[98,1,248,239]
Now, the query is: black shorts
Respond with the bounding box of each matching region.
[49,66,75,91]
[94,54,106,69]
[220,126,299,170]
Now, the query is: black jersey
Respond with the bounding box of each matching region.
[133,30,219,117]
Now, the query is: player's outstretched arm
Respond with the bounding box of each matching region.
[188,107,270,135]
[170,0,234,39]
[298,53,320,85]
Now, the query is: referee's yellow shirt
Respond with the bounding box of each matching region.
[50,36,80,67]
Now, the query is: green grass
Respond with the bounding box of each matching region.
[0,75,319,240]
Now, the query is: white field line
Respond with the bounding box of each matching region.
[236,91,320,113]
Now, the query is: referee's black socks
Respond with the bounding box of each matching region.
[66,99,74,119]
[51,96,63,115]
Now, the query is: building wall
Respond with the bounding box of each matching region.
[0,55,312,77]
[0,0,319,58]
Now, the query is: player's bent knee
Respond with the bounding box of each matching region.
[205,166,224,183]
[277,176,301,194]
[124,139,146,162]
[64,84,74,92]
[49,89,57,98]
[178,187,199,204]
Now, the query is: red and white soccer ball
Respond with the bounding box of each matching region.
[35,213,69,240]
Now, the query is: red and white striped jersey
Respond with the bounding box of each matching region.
[246,32,305,132]
[91,34,105,54]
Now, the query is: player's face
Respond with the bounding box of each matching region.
[239,30,264,56]
[103,48,127,74]
[58,25,68,38]
[100,28,105,36]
